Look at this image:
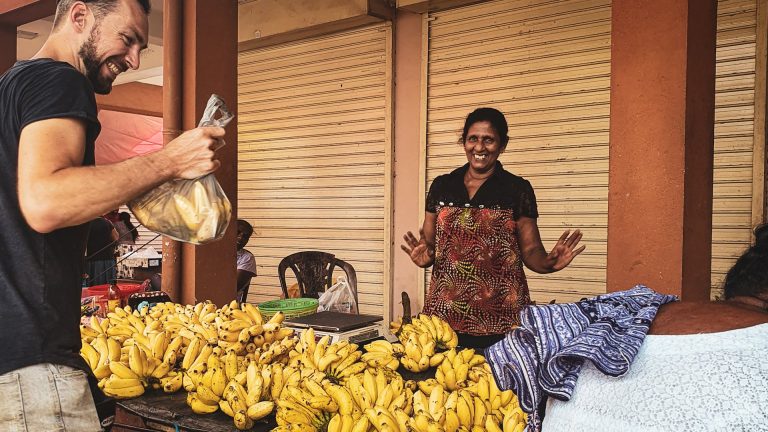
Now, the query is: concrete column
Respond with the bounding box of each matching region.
[178,0,238,306]
[606,0,717,300]
[0,24,15,74]
[392,10,423,318]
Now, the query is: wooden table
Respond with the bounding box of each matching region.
[113,391,275,432]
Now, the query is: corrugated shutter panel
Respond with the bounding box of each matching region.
[238,24,392,316]
[711,0,763,299]
[424,0,611,303]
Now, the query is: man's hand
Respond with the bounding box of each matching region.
[160,126,225,179]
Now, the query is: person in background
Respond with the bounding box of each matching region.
[85,215,119,286]
[0,0,224,429]
[237,219,257,303]
[492,224,768,432]
[402,107,584,349]
[113,210,138,245]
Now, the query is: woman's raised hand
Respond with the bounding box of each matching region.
[401,229,435,268]
[546,229,585,271]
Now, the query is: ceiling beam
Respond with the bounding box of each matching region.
[0,0,55,26]
[96,82,162,117]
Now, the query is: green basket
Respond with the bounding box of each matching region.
[258,298,318,320]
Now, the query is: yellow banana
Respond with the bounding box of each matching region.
[162,373,183,393]
[110,361,140,380]
[196,384,221,405]
[80,342,100,370]
[103,382,145,399]
[246,400,275,420]
[188,393,218,415]
[485,415,503,432]
[233,409,254,430]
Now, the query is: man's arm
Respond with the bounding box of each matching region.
[18,117,224,233]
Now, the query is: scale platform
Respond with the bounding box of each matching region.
[284,311,386,344]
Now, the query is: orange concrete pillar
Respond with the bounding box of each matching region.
[392,10,424,318]
[0,24,15,74]
[178,0,239,306]
[606,0,717,300]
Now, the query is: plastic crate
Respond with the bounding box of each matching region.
[258,298,318,320]
[85,282,144,301]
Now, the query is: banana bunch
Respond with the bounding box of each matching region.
[397,314,459,350]
[184,352,232,415]
[288,329,367,384]
[400,331,445,373]
[217,306,291,356]
[253,331,297,365]
[360,339,404,370]
[80,334,121,380]
[80,315,111,344]
[272,385,335,431]
[434,348,486,391]
[461,374,526,432]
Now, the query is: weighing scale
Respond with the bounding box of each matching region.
[284,311,386,344]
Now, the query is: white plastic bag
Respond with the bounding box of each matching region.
[128,95,233,244]
[317,276,358,314]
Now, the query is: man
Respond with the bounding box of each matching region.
[0,0,225,430]
[236,219,257,303]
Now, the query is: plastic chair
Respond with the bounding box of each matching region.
[278,251,359,311]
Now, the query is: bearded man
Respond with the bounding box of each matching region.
[0,1,225,430]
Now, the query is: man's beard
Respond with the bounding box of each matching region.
[78,25,113,95]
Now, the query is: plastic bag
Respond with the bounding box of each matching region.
[128,95,234,244]
[317,276,358,314]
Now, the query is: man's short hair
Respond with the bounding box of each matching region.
[53,0,151,29]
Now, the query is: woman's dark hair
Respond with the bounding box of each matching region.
[120,211,139,242]
[723,224,768,299]
[459,107,510,149]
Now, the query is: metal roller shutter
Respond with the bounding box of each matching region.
[422,0,612,303]
[711,0,767,299]
[237,24,393,316]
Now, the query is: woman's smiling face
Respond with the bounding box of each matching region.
[464,120,504,175]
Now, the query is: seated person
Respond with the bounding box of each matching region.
[539,224,768,431]
[236,219,256,303]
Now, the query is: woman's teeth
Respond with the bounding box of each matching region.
[474,154,487,160]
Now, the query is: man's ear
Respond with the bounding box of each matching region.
[69,1,91,33]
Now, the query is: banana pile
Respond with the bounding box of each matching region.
[79,300,299,430]
[393,314,459,351]
[434,348,487,391]
[287,328,367,384]
[360,339,403,370]
[81,306,528,432]
[361,335,445,373]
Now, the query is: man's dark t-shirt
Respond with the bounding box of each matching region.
[0,59,101,375]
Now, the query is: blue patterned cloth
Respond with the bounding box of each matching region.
[485,285,678,431]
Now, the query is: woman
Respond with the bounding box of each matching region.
[115,211,139,245]
[402,107,584,348]
[540,224,768,431]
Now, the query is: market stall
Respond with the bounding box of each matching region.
[80,300,528,432]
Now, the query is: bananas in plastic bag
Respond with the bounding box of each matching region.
[128,94,233,244]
